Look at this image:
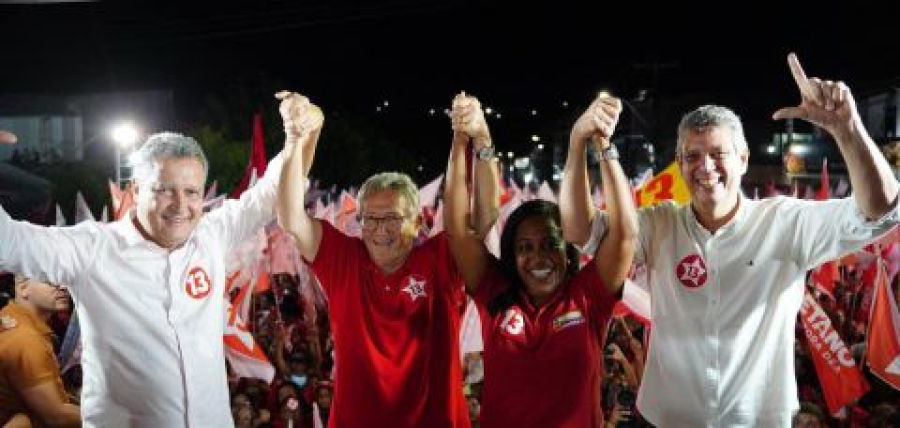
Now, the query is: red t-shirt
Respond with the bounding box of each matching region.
[309,222,470,428]
[473,260,617,427]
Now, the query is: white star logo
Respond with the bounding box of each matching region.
[676,254,708,288]
[402,275,428,302]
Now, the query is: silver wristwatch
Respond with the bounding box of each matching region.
[475,146,496,161]
[594,145,620,162]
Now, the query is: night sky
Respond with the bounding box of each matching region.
[2,1,900,169]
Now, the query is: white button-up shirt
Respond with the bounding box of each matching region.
[0,153,283,427]
[587,196,898,427]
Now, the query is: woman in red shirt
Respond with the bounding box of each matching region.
[445,92,637,427]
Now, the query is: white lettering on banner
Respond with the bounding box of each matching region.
[801,293,855,370]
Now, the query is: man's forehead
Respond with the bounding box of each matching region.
[360,190,409,213]
[683,127,731,150]
[148,158,206,185]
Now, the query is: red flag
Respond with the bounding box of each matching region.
[230,112,268,198]
[224,298,275,383]
[811,261,838,299]
[866,260,900,390]
[800,290,869,415]
[815,158,831,201]
[854,260,879,323]
[334,191,359,235]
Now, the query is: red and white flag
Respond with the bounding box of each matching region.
[334,190,359,236]
[418,174,443,210]
[800,290,869,415]
[866,259,900,390]
[224,298,275,383]
[230,111,268,199]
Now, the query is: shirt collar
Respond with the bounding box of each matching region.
[3,302,52,336]
[109,210,149,248]
[686,195,749,237]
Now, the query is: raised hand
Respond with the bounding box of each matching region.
[449,91,491,147]
[772,53,858,137]
[275,91,324,140]
[571,93,622,150]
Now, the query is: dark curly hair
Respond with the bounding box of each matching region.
[488,200,580,316]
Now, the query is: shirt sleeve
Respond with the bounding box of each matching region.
[7,336,60,391]
[574,259,620,316]
[577,205,657,266]
[309,221,360,295]
[204,151,305,250]
[424,232,465,304]
[789,196,900,268]
[0,206,95,288]
[472,261,510,308]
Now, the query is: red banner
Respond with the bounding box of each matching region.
[866,260,900,390]
[800,291,869,415]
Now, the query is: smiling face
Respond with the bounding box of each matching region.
[513,216,568,306]
[134,156,206,250]
[359,189,420,273]
[678,125,748,223]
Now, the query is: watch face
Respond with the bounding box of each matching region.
[595,145,619,161]
[477,146,495,160]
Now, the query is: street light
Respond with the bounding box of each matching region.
[110,121,139,188]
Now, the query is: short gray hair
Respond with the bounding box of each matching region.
[357,172,419,219]
[676,105,748,156]
[128,132,209,184]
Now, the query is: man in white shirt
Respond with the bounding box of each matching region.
[560,53,900,426]
[0,92,322,427]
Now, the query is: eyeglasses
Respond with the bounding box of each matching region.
[680,150,734,165]
[359,214,406,231]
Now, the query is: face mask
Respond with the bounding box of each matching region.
[290,374,308,388]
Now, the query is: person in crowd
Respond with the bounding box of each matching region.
[560,52,900,426]
[312,381,333,426]
[0,274,80,427]
[444,91,637,426]
[0,92,321,426]
[276,94,471,426]
[792,402,826,428]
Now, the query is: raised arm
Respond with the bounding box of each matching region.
[566,94,637,295]
[445,92,497,294]
[560,97,601,247]
[275,91,325,261]
[773,52,899,219]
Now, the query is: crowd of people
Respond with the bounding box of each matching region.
[2,52,900,427]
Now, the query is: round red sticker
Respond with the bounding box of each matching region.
[185,267,212,299]
[676,254,708,288]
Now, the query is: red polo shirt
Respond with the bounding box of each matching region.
[309,222,470,428]
[473,260,617,427]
